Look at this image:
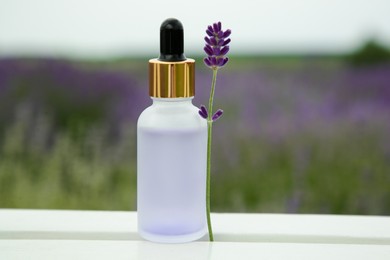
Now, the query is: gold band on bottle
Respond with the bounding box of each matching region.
[149,58,195,98]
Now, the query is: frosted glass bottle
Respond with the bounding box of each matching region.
[137,97,207,243]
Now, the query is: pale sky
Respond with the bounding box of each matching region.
[1,0,390,58]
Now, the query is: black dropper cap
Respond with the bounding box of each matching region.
[159,18,186,62]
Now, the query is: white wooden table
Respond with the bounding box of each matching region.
[1,209,390,259]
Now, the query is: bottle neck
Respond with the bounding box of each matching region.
[151,97,194,106]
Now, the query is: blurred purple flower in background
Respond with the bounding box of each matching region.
[0,58,146,138]
[1,43,390,215]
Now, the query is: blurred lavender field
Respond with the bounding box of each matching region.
[0,54,389,214]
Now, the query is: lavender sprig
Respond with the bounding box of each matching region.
[199,21,231,242]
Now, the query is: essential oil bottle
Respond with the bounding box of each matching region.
[137,18,207,243]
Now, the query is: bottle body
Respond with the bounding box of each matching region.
[137,98,207,243]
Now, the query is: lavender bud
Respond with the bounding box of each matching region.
[212,109,223,121]
[217,38,224,46]
[213,46,221,56]
[199,105,208,119]
[210,37,217,45]
[213,23,219,33]
[220,46,229,56]
[206,29,213,37]
[204,36,211,45]
[203,57,212,67]
[217,21,222,31]
[222,38,231,46]
[204,45,213,56]
[199,110,207,119]
[223,29,231,38]
[221,57,229,66]
[211,56,217,66]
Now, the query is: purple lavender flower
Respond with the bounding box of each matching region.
[212,109,223,121]
[199,21,231,123]
[201,21,232,242]
[198,105,223,122]
[203,22,231,68]
[199,105,208,119]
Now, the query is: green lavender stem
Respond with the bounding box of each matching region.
[206,68,218,242]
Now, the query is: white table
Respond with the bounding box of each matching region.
[1,209,390,259]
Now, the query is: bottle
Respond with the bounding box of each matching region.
[137,18,207,243]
